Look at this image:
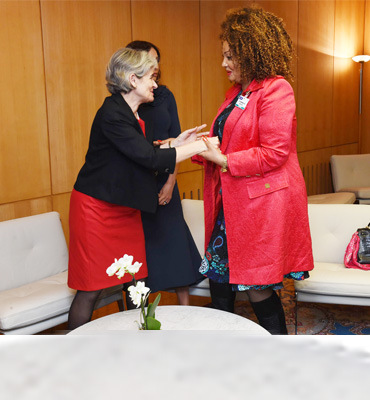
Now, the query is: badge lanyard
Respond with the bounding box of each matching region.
[235,90,251,110]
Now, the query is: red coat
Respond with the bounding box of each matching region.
[194,77,314,285]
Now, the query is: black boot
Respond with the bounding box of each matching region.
[209,280,236,313]
[250,291,288,335]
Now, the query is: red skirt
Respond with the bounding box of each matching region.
[68,189,148,291]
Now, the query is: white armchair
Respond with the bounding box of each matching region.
[0,212,124,334]
[330,154,370,204]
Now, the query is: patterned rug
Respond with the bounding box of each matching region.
[233,279,370,335]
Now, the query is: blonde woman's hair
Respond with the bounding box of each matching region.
[106,47,158,94]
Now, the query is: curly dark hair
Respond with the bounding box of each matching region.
[220,7,294,82]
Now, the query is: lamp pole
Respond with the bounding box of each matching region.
[352,55,370,115]
[359,61,364,114]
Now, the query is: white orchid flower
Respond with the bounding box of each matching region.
[127,261,142,275]
[116,266,126,279]
[119,254,134,270]
[106,259,120,276]
[128,281,150,307]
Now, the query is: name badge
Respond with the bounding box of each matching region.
[235,95,250,110]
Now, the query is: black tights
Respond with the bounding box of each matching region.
[68,289,102,330]
[209,281,287,335]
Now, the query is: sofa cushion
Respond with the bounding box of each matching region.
[308,204,370,264]
[0,212,68,291]
[307,192,355,204]
[0,271,75,331]
[295,262,370,298]
[338,187,370,199]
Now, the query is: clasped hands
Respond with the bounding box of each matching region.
[178,124,224,166]
[156,124,224,166]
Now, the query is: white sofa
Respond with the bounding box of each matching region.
[295,204,370,306]
[183,200,370,313]
[0,212,124,334]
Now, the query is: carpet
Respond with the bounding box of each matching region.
[233,279,370,335]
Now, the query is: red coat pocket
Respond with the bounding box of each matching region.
[246,170,289,199]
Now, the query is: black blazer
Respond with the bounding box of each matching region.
[74,93,176,213]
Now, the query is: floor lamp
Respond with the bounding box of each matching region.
[352,55,370,114]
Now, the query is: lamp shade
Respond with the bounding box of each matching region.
[352,55,370,63]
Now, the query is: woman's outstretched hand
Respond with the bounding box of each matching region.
[171,124,208,147]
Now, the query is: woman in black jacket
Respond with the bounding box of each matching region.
[67,48,214,329]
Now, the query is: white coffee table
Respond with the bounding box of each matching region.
[68,305,269,335]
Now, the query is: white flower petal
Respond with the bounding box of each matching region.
[127,261,142,275]
[106,259,120,276]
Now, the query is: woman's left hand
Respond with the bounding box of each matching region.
[158,179,175,206]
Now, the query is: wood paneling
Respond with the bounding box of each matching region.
[333,0,365,146]
[41,0,132,195]
[361,0,370,153]
[52,192,72,244]
[177,170,204,200]
[0,197,52,223]
[297,0,335,151]
[131,0,203,173]
[0,1,50,204]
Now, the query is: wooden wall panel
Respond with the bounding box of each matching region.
[41,0,132,194]
[131,0,202,174]
[0,197,52,223]
[52,192,72,244]
[177,170,204,200]
[297,0,335,151]
[0,1,50,204]
[332,0,364,146]
[361,0,370,153]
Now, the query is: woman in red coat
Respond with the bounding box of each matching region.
[196,7,314,334]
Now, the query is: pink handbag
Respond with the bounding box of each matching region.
[344,224,370,270]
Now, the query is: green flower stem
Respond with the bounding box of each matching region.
[141,301,147,330]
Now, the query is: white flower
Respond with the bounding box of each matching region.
[106,259,120,276]
[128,281,150,307]
[106,254,143,279]
[118,254,134,270]
[127,261,142,275]
[116,265,126,279]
